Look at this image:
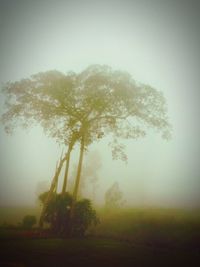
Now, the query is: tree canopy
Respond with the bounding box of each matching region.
[1,64,171,156]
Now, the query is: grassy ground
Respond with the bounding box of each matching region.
[0,207,200,266]
[90,208,200,248]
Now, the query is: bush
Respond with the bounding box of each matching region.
[39,192,99,237]
[73,199,99,237]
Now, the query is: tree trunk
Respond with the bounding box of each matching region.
[61,146,72,196]
[67,135,85,236]
[73,135,85,201]
[39,153,67,229]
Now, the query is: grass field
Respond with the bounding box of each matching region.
[91,208,200,248]
[0,207,200,266]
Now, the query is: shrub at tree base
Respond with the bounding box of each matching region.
[73,199,99,237]
[40,192,99,237]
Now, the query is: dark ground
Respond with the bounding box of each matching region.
[1,207,200,266]
[0,229,199,267]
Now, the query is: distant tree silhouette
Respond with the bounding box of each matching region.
[105,182,125,210]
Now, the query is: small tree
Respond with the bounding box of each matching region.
[105,182,125,210]
[22,215,37,229]
[70,150,102,201]
[83,151,102,203]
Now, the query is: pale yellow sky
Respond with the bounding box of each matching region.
[0,0,200,207]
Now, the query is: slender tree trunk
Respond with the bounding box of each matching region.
[39,153,67,229]
[68,135,85,236]
[73,135,85,201]
[61,145,72,196]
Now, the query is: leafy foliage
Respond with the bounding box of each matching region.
[39,192,98,236]
[1,65,171,160]
[72,199,99,237]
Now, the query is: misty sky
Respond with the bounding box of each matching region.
[0,0,200,207]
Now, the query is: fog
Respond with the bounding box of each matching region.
[0,0,200,208]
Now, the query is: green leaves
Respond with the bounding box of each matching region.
[39,192,98,236]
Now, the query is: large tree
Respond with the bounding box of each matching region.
[1,64,171,203]
[61,65,171,201]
